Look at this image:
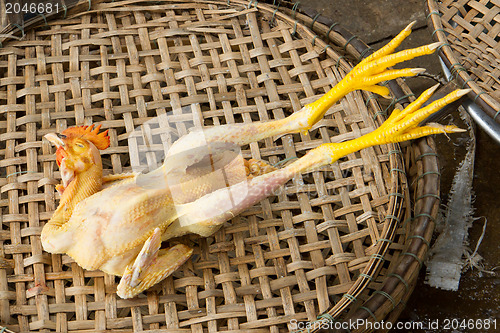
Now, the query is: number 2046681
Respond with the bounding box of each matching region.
[443,318,497,330]
[5,2,59,14]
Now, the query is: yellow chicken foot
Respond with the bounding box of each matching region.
[287,87,469,173]
[117,228,193,299]
[303,21,439,124]
[164,22,440,172]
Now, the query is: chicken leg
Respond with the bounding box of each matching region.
[161,22,440,175]
[172,86,467,235]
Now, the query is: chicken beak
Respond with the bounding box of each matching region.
[44,133,65,149]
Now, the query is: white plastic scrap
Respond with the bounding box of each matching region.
[425,108,476,291]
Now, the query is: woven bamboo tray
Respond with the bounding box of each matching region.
[0,1,440,331]
[426,0,500,122]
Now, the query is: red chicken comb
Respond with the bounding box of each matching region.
[62,124,110,150]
